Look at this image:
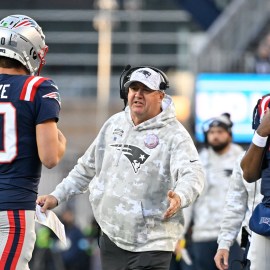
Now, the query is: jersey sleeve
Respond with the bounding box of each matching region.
[34,78,61,124]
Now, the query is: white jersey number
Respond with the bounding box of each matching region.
[0,102,17,162]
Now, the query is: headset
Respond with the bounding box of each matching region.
[119,65,170,107]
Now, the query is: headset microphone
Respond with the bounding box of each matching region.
[124,64,131,71]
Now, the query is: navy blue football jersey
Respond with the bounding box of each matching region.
[0,74,61,210]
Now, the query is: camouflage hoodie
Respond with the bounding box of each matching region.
[51,95,205,252]
[217,154,263,250]
[184,143,244,242]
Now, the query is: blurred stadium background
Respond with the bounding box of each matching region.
[1,0,270,243]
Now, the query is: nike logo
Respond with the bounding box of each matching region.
[190,160,198,163]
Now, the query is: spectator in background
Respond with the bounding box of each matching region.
[29,226,65,270]
[214,153,262,270]
[59,209,90,270]
[83,218,102,270]
[183,113,244,270]
[30,209,91,270]
[254,40,270,74]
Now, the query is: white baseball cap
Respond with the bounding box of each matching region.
[124,67,165,91]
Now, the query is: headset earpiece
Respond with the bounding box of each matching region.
[159,81,167,90]
[148,66,170,90]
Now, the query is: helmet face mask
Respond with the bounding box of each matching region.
[0,14,48,75]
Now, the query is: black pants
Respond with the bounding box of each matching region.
[99,233,172,270]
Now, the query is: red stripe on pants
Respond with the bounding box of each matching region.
[0,210,26,270]
[11,210,26,270]
[0,211,15,268]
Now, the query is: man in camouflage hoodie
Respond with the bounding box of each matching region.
[214,153,262,270]
[183,113,244,270]
[37,67,205,270]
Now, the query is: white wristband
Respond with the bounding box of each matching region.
[252,131,268,147]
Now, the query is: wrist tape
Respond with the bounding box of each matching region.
[252,131,268,147]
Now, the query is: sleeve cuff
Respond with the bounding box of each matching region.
[175,191,188,208]
[218,240,231,251]
[50,191,63,205]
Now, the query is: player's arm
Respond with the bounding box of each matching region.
[36,119,66,169]
[240,143,265,182]
[241,109,270,182]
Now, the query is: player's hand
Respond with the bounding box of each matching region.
[36,195,58,213]
[258,107,270,136]
[214,249,229,270]
[163,190,181,219]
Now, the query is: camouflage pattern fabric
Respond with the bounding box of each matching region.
[51,95,205,252]
[184,143,244,242]
[218,153,263,250]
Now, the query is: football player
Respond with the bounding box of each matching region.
[0,14,66,269]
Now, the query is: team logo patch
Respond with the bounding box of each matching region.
[50,83,59,90]
[144,134,159,149]
[42,92,61,106]
[138,70,151,78]
[112,128,124,141]
[13,18,37,29]
[110,144,149,173]
[260,217,270,226]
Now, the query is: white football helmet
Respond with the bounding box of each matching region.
[0,14,48,75]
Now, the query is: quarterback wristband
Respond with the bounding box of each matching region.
[252,131,268,147]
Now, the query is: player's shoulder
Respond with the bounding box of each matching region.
[19,75,59,102]
[22,75,56,87]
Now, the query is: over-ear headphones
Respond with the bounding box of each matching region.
[119,65,170,107]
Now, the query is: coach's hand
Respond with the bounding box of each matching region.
[36,195,58,213]
[214,249,229,270]
[163,190,181,219]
